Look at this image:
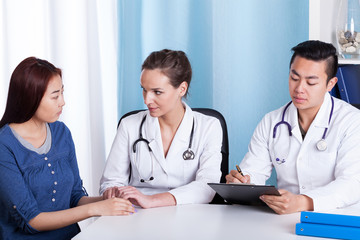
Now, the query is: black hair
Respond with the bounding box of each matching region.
[290,40,338,83]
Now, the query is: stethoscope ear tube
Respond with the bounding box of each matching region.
[273,101,293,138]
[182,119,195,160]
[272,97,334,162]
[132,115,152,153]
[132,138,151,153]
[132,113,196,182]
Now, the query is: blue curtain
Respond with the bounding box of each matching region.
[117,0,309,184]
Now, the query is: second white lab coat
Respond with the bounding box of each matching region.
[240,93,360,211]
[100,103,222,204]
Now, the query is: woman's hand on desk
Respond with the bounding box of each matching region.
[260,189,314,214]
[88,198,135,216]
[225,170,251,184]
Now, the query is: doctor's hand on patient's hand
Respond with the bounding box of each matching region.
[225,170,251,184]
[102,187,119,200]
[115,186,154,209]
[260,189,314,215]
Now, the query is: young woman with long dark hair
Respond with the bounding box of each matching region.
[0,57,134,240]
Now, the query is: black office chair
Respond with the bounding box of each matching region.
[352,104,360,109]
[117,108,229,204]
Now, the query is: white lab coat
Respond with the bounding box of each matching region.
[100,102,222,204]
[240,92,360,211]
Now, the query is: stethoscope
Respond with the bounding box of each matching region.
[132,115,195,182]
[272,96,334,164]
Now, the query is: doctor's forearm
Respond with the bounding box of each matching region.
[300,194,314,212]
[148,192,177,208]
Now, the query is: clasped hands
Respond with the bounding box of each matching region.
[103,186,154,209]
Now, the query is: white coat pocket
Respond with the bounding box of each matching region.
[183,159,198,182]
[308,151,337,187]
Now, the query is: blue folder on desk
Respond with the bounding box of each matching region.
[300,211,360,228]
[295,211,360,239]
[336,64,360,104]
[296,222,360,239]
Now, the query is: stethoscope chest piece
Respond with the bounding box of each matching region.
[316,139,327,151]
[183,149,195,160]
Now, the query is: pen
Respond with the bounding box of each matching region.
[236,165,244,177]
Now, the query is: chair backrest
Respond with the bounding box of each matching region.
[117,108,229,183]
[191,108,229,183]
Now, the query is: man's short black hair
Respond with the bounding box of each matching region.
[290,40,338,83]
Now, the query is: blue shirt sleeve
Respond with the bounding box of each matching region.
[0,144,41,234]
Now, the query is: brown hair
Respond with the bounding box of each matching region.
[141,49,192,97]
[0,57,62,128]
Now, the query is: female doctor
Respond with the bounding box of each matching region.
[100,49,222,208]
[226,40,360,214]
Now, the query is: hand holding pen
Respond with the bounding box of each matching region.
[236,165,244,176]
[225,164,251,184]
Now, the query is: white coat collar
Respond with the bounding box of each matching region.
[143,111,164,171]
[143,101,194,171]
[173,102,194,143]
[143,101,193,142]
[287,102,301,142]
[287,92,332,139]
[312,92,333,128]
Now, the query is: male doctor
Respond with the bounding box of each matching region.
[226,40,360,214]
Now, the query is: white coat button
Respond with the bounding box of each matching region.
[53,190,56,193]
[44,157,48,161]
[51,171,55,174]
[52,198,55,202]
[48,163,51,167]
[13,205,16,209]
[302,186,306,189]
[54,181,58,185]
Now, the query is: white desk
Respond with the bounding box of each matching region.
[73,204,325,240]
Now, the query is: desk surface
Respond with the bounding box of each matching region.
[73,204,326,240]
